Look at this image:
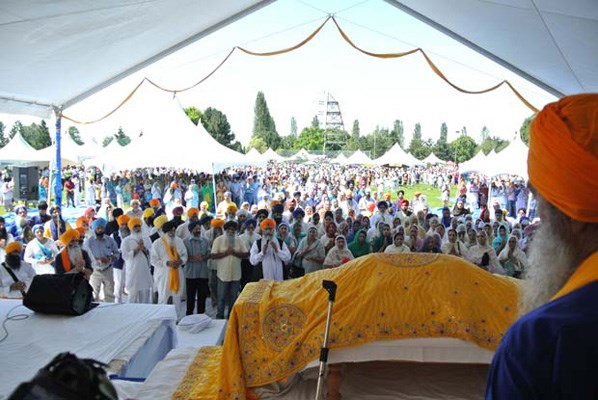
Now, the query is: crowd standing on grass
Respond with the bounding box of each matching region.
[0,160,537,320]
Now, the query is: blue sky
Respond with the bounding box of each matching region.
[7,0,558,146]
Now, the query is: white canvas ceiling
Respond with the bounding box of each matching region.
[0,0,595,121]
[384,0,598,97]
[0,0,274,117]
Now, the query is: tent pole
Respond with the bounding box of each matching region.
[53,107,63,207]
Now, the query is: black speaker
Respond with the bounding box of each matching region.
[23,274,96,316]
[13,167,39,201]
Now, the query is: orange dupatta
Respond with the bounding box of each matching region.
[61,250,72,272]
[162,236,180,294]
[551,252,598,301]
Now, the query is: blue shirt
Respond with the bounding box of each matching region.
[486,281,598,399]
[84,235,120,271]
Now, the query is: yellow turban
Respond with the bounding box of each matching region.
[260,218,276,231]
[153,215,168,231]
[5,241,22,254]
[117,215,130,226]
[529,94,598,222]
[128,217,142,231]
[187,207,199,218]
[226,203,238,213]
[59,229,80,246]
[143,208,155,218]
[211,219,224,229]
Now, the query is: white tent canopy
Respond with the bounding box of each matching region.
[84,83,245,173]
[262,148,285,162]
[374,143,423,166]
[0,0,274,117]
[458,150,489,174]
[331,152,348,164]
[0,134,54,166]
[343,150,373,165]
[486,136,530,178]
[422,152,445,165]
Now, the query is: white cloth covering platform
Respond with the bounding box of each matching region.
[127,337,493,399]
[176,319,227,348]
[0,299,177,399]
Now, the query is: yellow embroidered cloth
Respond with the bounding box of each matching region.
[175,253,520,399]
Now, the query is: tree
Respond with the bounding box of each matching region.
[408,123,430,159]
[450,135,478,163]
[480,126,490,142]
[434,122,451,160]
[102,136,114,147]
[248,136,268,153]
[251,91,280,149]
[184,106,202,126]
[311,115,320,128]
[520,114,535,145]
[21,120,52,150]
[10,121,23,140]
[280,134,296,150]
[351,119,360,140]
[68,126,84,145]
[0,121,8,147]
[390,119,404,148]
[294,126,324,150]
[200,107,236,148]
[290,117,297,137]
[114,127,131,146]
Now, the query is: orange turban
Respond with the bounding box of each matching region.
[128,217,142,231]
[75,227,87,236]
[75,216,87,228]
[211,219,224,229]
[260,218,276,230]
[117,215,130,226]
[187,207,199,218]
[5,242,22,254]
[149,199,161,207]
[59,229,80,246]
[529,94,598,222]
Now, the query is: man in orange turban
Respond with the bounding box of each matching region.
[54,229,92,278]
[175,207,199,241]
[487,94,598,398]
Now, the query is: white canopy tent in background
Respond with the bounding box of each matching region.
[331,152,348,164]
[486,137,530,179]
[374,143,423,167]
[83,83,245,173]
[0,133,52,166]
[458,150,489,174]
[291,148,318,161]
[343,150,373,165]
[262,148,286,162]
[422,152,445,165]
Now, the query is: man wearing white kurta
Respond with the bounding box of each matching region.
[121,218,153,303]
[0,242,36,298]
[211,220,248,319]
[151,220,188,319]
[249,218,292,281]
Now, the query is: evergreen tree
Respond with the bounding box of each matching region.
[408,123,425,159]
[102,136,114,147]
[200,107,236,148]
[311,115,320,128]
[10,121,23,140]
[434,122,451,160]
[114,127,131,146]
[481,126,490,142]
[251,91,280,149]
[351,119,360,140]
[390,119,404,148]
[0,121,8,147]
[68,126,84,145]
[21,120,52,149]
[290,117,297,136]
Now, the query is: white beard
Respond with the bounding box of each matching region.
[129,231,143,241]
[520,219,577,315]
[68,245,83,265]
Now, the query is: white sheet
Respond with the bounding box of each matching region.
[0,299,176,399]
[176,319,227,349]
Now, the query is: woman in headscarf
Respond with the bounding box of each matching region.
[24,224,58,275]
[294,226,325,275]
[384,232,411,254]
[320,221,337,255]
[372,223,392,253]
[348,229,371,258]
[492,222,510,255]
[277,223,297,256]
[420,233,442,253]
[498,234,529,278]
[323,235,354,269]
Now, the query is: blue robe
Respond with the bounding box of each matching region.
[486,281,598,399]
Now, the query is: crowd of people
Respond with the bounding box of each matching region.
[0,159,537,320]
